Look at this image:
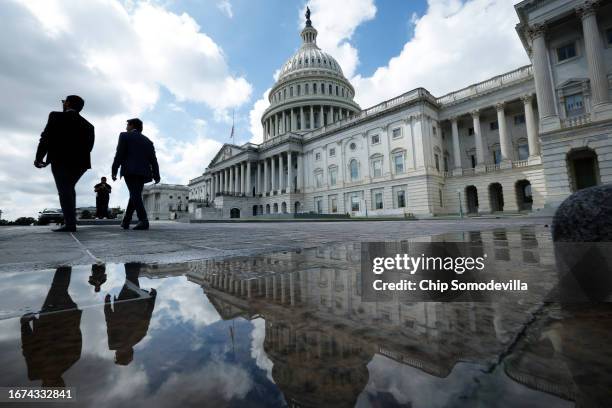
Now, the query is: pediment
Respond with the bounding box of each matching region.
[209,144,244,167]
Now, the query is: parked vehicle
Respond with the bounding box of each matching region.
[38,208,64,225]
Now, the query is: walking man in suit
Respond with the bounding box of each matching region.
[111,118,160,230]
[34,95,95,232]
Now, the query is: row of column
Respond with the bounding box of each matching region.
[264,105,352,139]
[529,1,612,129]
[206,272,300,306]
[449,95,539,170]
[206,152,305,198]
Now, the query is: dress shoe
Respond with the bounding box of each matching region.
[120,221,130,230]
[132,221,149,230]
[52,225,76,232]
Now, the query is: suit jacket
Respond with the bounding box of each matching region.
[35,111,95,170]
[111,130,160,183]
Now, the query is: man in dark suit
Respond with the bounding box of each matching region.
[94,176,112,219]
[111,118,160,230]
[34,95,95,232]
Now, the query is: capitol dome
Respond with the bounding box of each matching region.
[261,8,361,141]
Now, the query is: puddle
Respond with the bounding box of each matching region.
[0,226,610,407]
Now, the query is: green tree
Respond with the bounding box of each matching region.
[13,217,37,226]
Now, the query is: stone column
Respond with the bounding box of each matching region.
[451,117,462,175]
[281,111,286,134]
[299,106,304,130]
[229,166,234,194]
[309,106,314,130]
[240,162,245,195]
[246,161,252,196]
[522,94,540,159]
[291,108,296,131]
[471,110,485,168]
[271,155,277,192]
[578,2,612,118]
[496,102,512,166]
[287,151,293,193]
[225,168,229,192]
[297,154,303,191]
[528,24,560,131]
[264,159,269,194]
[257,162,262,194]
[279,153,285,191]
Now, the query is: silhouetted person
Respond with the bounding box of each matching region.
[94,177,112,219]
[104,263,157,365]
[34,95,95,232]
[20,267,82,387]
[88,263,107,293]
[111,118,160,230]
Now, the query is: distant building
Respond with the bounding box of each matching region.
[142,184,190,220]
[189,0,612,219]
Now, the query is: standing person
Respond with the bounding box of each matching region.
[111,118,160,230]
[34,95,95,232]
[94,177,112,219]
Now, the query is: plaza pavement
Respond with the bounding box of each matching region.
[0,218,551,272]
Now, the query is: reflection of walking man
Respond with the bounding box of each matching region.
[20,267,82,387]
[34,95,95,232]
[94,177,112,219]
[104,263,157,365]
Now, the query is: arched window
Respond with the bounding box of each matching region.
[349,159,359,181]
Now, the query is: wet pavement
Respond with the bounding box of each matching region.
[0,225,610,407]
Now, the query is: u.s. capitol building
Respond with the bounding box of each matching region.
[189,0,612,219]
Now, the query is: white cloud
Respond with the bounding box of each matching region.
[0,0,250,220]
[352,0,530,107]
[249,89,271,144]
[217,0,233,18]
[302,0,377,78]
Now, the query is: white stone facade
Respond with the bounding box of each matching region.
[142,184,190,220]
[189,0,612,219]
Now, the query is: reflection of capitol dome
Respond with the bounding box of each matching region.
[261,9,360,141]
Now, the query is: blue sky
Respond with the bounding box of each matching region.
[0,0,528,219]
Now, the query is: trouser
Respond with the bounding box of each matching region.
[96,196,109,218]
[123,175,148,223]
[51,164,86,227]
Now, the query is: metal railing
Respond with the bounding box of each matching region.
[513,160,529,168]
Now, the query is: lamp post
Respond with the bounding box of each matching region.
[457,189,464,219]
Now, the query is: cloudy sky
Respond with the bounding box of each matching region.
[0,0,529,220]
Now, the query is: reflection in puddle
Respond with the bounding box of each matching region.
[0,226,609,407]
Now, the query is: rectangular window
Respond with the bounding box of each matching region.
[557,43,577,62]
[565,94,584,116]
[315,152,321,161]
[471,155,476,168]
[443,156,449,172]
[514,114,525,125]
[336,85,339,96]
[315,173,323,188]
[396,189,406,208]
[315,197,323,214]
[392,128,402,139]
[434,154,440,171]
[394,154,405,173]
[329,168,337,186]
[372,190,384,210]
[371,134,380,144]
[351,195,360,212]
[493,148,502,165]
[329,148,335,157]
[518,144,529,160]
[297,85,301,96]
[329,84,332,94]
[432,126,437,136]
[490,121,498,131]
[330,196,337,213]
[313,84,317,94]
[290,87,293,97]
[468,127,474,136]
[372,159,383,177]
[321,83,324,94]
[305,84,309,95]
